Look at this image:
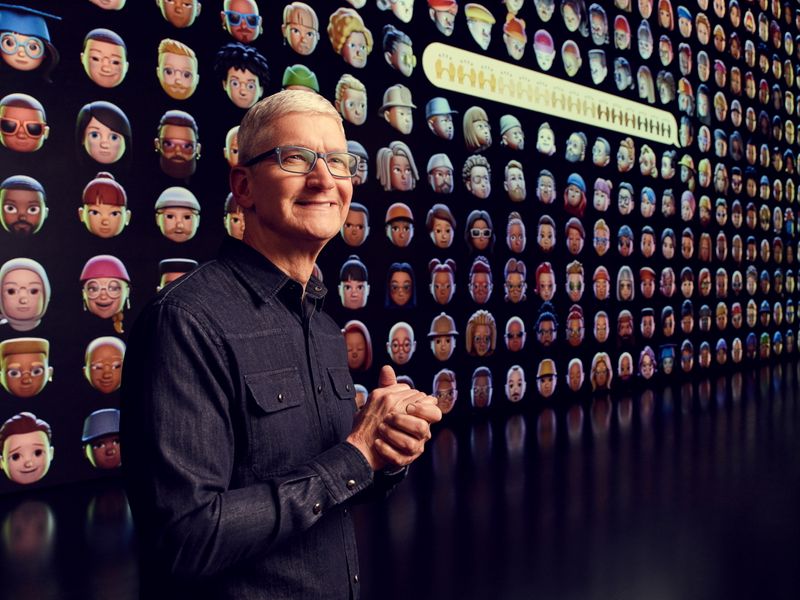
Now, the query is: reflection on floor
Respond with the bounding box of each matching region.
[1,364,799,600]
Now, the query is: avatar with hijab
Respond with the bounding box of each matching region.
[0,4,60,81]
[1,175,47,236]
[0,257,50,332]
[327,7,373,68]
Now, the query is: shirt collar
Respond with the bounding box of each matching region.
[218,237,328,305]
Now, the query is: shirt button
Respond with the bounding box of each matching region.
[277,393,284,403]
[345,384,352,392]
[346,479,356,490]
[316,385,323,394]
[314,285,322,292]
[353,575,359,584]
[312,502,322,515]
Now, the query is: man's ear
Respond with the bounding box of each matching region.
[229,168,254,209]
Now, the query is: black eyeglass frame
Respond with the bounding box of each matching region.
[243,145,358,178]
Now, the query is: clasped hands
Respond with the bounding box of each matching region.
[347,365,442,471]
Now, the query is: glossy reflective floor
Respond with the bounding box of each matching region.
[1,365,799,600]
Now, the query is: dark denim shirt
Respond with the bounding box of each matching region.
[122,238,392,600]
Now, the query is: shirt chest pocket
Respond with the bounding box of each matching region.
[245,367,308,478]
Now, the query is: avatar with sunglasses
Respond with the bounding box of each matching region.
[0,93,49,153]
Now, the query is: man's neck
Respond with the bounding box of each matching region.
[242,231,322,289]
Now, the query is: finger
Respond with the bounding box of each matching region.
[378,421,428,455]
[378,365,397,387]
[373,438,413,469]
[382,413,434,440]
[405,402,443,424]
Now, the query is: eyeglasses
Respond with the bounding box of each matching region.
[506,332,524,339]
[162,67,194,80]
[390,340,412,352]
[472,335,490,343]
[223,10,262,28]
[84,280,124,299]
[0,118,46,138]
[160,138,197,154]
[435,389,454,399]
[470,228,492,238]
[390,283,411,292]
[0,32,44,59]
[244,145,358,178]
[5,366,45,378]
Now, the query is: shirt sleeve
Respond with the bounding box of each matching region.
[121,301,374,578]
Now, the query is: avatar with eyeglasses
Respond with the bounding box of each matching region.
[386,321,416,365]
[0,4,60,80]
[0,338,52,398]
[213,43,269,109]
[565,305,584,348]
[221,0,262,43]
[590,352,612,391]
[82,29,128,89]
[465,209,494,253]
[157,38,197,100]
[465,309,495,357]
[0,93,49,153]
[432,369,457,414]
[504,258,527,303]
[155,110,201,179]
[504,316,526,351]
[79,255,131,334]
[470,366,493,408]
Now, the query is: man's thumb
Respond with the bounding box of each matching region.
[378,364,397,387]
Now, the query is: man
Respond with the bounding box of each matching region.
[157,38,199,100]
[428,0,458,36]
[214,42,269,109]
[156,0,201,28]
[341,202,369,246]
[0,412,54,485]
[432,369,457,414]
[220,0,262,43]
[0,93,49,153]
[0,338,52,398]
[0,175,48,236]
[382,24,415,77]
[504,365,526,402]
[154,186,201,242]
[378,84,415,134]
[81,29,129,88]
[504,160,526,201]
[462,154,491,199]
[81,408,121,470]
[428,312,457,361]
[427,153,454,194]
[425,96,457,140]
[122,90,440,598]
[154,110,201,179]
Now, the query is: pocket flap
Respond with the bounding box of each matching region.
[327,367,356,400]
[245,368,303,414]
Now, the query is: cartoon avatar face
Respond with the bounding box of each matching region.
[505,319,525,351]
[430,5,456,36]
[466,166,491,199]
[505,368,526,402]
[508,222,525,253]
[432,335,454,361]
[431,270,454,304]
[471,373,491,407]
[537,363,556,397]
[0,102,48,153]
[429,167,453,194]
[433,375,456,413]
[221,0,262,43]
[1,268,45,325]
[157,0,202,28]
[470,272,492,304]
[157,207,199,242]
[502,126,524,150]
[79,201,130,239]
[536,124,555,155]
[387,219,413,247]
[428,218,452,249]
[224,208,245,240]
[156,123,200,179]
[283,4,319,55]
[537,223,554,252]
[428,113,454,140]
[223,67,262,109]
[388,323,415,364]
[2,187,46,236]
[158,45,199,100]
[537,272,554,301]
[385,106,413,135]
[387,0,414,22]
[83,117,126,164]
[83,277,128,319]
[89,0,127,9]
[467,15,494,50]
[1,430,53,485]
[0,31,45,72]
[84,341,123,393]
[389,155,414,191]
[387,40,415,77]
[87,434,121,469]
[469,218,491,251]
[341,208,368,247]
[82,36,129,88]
[340,87,367,126]
[1,350,51,399]
[340,278,368,309]
[342,31,369,68]
[594,313,608,342]
[389,270,412,306]
[470,323,491,356]
[567,361,583,391]
[344,329,367,370]
[504,166,526,201]
[223,127,239,167]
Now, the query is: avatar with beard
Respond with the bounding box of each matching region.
[157,39,199,100]
[154,110,201,180]
[0,175,48,236]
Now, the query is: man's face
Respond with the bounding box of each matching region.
[506,321,525,351]
[567,228,583,253]
[594,277,609,299]
[505,34,525,60]
[429,167,453,194]
[428,114,454,140]
[222,0,262,43]
[642,316,655,338]
[2,189,44,235]
[467,18,493,50]
[157,124,199,175]
[504,167,525,201]
[1,431,53,485]
[566,317,584,346]
[536,318,555,346]
[505,273,524,303]
[537,369,556,397]
[434,378,456,413]
[82,39,128,88]
[386,106,413,135]
[224,67,262,109]
[432,271,454,304]
[432,335,454,361]
[157,207,199,242]
[1,352,49,398]
[233,113,352,249]
[158,0,202,28]
[86,343,123,393]
[430,217,452,248]
[0,104,48,153]
[388,220,413,246]
[389,42,415,77]
[341,209,367,246]
[389,326,414,364]
[502,126,524,150]
[594,315,608,342]
[535,47,556,70]
[641,276,655,297]
[431,9,456,36]
[87,434,121,469]
[466,166,490,198]
[80,201,129,238]
[471,374,491,407]
[594,226,609,255]
[537,127,554,153]
[567,273,583,302]
[1,268,45,322]
[470,272,491,304]
[593,141,609,165]
[505,370,526,402]
[158,52,198,100]
[568,362,583,390]
[618,317,633,338]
